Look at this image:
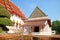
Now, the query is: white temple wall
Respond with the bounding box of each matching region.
[7,14,24,33]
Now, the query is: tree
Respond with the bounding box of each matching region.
[52,20,60,34]
[0,5,13,32]
[0,18,13,26]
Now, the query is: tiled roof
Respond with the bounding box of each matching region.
[29,7,47,18]
[0,0,26,20]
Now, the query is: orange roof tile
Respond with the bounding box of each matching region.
[0,0,26,20]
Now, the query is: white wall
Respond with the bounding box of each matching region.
[39,21,52,35]
[10,14,24,25]
[7,14,24,33]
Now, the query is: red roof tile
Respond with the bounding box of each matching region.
[0,0,26,20]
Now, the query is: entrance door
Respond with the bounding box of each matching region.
[34,26,39,32]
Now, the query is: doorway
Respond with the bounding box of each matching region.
[34,26,39,32]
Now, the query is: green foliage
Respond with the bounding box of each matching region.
[55,25,60,34]
[0,5,13,26]
[52,20,60,27]
[0,18,13,26]
[52,20,60,34]
[0,5,11,18]
[0,27,3,33]
[0,5,13,32]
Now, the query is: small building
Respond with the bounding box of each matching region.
[23,7,52,35]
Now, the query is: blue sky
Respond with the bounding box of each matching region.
[10,0,60,21]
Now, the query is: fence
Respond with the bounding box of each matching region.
[0,34,60,40]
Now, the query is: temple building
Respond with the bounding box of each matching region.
[0,0,52,35]
[0,0,26,33]
[23,7,52,35]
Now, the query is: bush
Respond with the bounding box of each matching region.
[0,18,13,26]
[0,27,3,33]
[0,5,13,32]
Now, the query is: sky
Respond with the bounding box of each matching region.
[10,0,60,21]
